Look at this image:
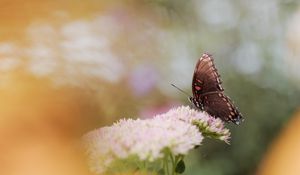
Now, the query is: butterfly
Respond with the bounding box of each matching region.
[189,53,243,125]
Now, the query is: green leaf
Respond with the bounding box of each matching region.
[175,159,185,174]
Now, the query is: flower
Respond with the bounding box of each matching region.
[83,106,230,174]
[158,106,230,142]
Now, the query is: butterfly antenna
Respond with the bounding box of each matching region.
[171,84,192,98]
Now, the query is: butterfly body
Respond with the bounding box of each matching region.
[190,53,243,125]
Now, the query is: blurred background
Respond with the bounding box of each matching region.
[0,0,300,175]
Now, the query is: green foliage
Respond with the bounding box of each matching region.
[175,160,185,174]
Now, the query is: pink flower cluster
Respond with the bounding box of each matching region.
[83,106,230,174]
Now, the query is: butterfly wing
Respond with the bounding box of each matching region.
[190,53,244,124]
[201,92,243,125]
[192,53,223,100]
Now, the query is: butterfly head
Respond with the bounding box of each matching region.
[189,97,204,110]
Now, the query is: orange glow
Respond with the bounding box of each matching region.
[257,108,300,175]
[0,0,109,42]
[0,71,95,175]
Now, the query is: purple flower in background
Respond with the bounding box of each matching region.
[139,102,181,119]
[128,64,158,96]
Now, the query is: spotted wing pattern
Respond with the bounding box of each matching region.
[201,92,243,124]
[192,53,223,100]
[191,53,243,125]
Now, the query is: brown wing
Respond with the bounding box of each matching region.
[201,92,243,125]
[192,53,223,100]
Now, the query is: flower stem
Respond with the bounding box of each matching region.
[164,155,170,175]
[170,153,176,175]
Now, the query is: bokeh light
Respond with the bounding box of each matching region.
[0,0,300,175]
